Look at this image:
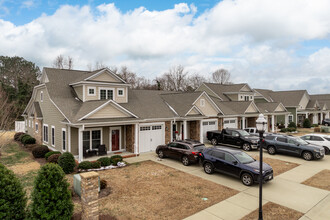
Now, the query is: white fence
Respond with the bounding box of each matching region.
[15,121,25,132]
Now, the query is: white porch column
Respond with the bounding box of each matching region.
[68,125,71,153]
[134,123,139,155]
[305,113,308,119]
[271,115,275,132]
[321,112,324,122]
[327,112,330,118]
[285,115,288,128]
[242,117,246,129]
[78,127,83,162]
[313,113,317,124]
[200,120,203,143]
[183,120,187,140]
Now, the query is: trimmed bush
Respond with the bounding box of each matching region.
[280,128,287,132]
[14,132,25,141]
[77,161,92,170]
[47,154,61,164]
[91,161,101,169]
[30,163,73,219]
[32,145,49,158]
[100,179,107,190]
[0,163,27,220]
[312,124,319,127]
[19,134,30,142]
[97,157,111,167]
[303,118,311,128]
[58,152,76,174]
[288,122,297,129]
[45,151,61,160]
[110,155,123,165]
[22,136,36,145]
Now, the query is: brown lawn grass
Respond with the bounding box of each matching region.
[69,160,239,220]
[241,202,303,220]
[253,156,299,176]
[302,169,330,191]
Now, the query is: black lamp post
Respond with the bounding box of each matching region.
[256,114,267,220]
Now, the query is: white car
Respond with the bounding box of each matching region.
[300,134,330,155]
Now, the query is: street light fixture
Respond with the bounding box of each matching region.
[256,113,267,220]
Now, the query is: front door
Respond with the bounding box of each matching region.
[111,129,120,151]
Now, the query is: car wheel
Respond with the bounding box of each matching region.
[302,151,313,161]
[158,150,164,158]
[323,147,330,155]
[204,162,214,174]
[267,146,276,155]
[242,143,251,151]
[182,156,190,166]
[211,138,217,145]
[241,173,253,186]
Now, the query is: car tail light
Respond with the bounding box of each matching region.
[192,152,198,155]
[199,153,202,156]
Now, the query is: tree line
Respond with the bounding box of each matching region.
[0,55,232,130]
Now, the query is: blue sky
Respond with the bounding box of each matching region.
[0,0,330,93]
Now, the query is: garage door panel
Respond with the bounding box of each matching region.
[223,118,237,129]
[202,120,218,143]
[139,123,164,153]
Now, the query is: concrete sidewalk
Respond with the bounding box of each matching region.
[125,152,330,220]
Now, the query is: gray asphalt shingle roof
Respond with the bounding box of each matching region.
[203,83,249,101]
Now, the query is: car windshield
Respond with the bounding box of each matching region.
[234,152,255,164]
[324,137,330,141]
[237,130,250,136]
[291,137,308,145]
[193,144,205,151]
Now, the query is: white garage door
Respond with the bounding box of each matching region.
[202,120,218,143]
[223,118,237,129]
[139,124,165,153]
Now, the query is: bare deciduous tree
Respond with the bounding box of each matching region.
[52,55,74,70]
[157,65,188,91]
[0,87,18,132]
[187,73,207,91]
[212,68,231,84]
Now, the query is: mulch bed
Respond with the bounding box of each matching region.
[241,202,304,220]
[70,160,238,220]
[302,169,330,191]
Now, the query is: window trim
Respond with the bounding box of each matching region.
[117,88,124,97]
[35,122,39,133]
[51,125,55,147]
[62,128,67,151]
[40,91,43,102]
[28,120,31,127]
[43,124,49,143]
[99,87,115,101]
[83,128,103,150]
[87,86,96,96]
[288,114,293,123]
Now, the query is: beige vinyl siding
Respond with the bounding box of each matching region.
[275,104,286,112]
[88,104,129,119]
[92,72,122,83]
[195,94,218,116]
[299,92,309,109]
[103,127,109,151]
[35,88,67,152]
[84,85,128,103]
[74,86,83,100]
[240,85,252,92]
[71,127,78,155]
[187,108,200,115]
[245,103,259,113]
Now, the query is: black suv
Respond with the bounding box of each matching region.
[201,147,273,186]
[156,139,205,166]
[322,118,330,126]
[262,134,325,160]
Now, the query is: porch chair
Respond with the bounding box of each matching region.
[98,144,107,156]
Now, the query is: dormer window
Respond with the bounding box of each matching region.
[118,89,124,96]
[200,99,205,107]
[88,87,96,96]
[100,88,114,100]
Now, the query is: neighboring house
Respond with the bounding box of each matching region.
[23,68,223,162]
[254,89,330,125]
[196,83,288,132]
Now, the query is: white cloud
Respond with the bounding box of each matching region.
[0,1,330,93]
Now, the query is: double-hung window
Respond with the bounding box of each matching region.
[51,126,55,146]
[82,129,101,152]
[100,88,114,100]
[43,124,49,143]
[62,128,66,151]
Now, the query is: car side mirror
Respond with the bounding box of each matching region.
[232,161,238,165]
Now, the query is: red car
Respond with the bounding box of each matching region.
[156,139,205,166]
